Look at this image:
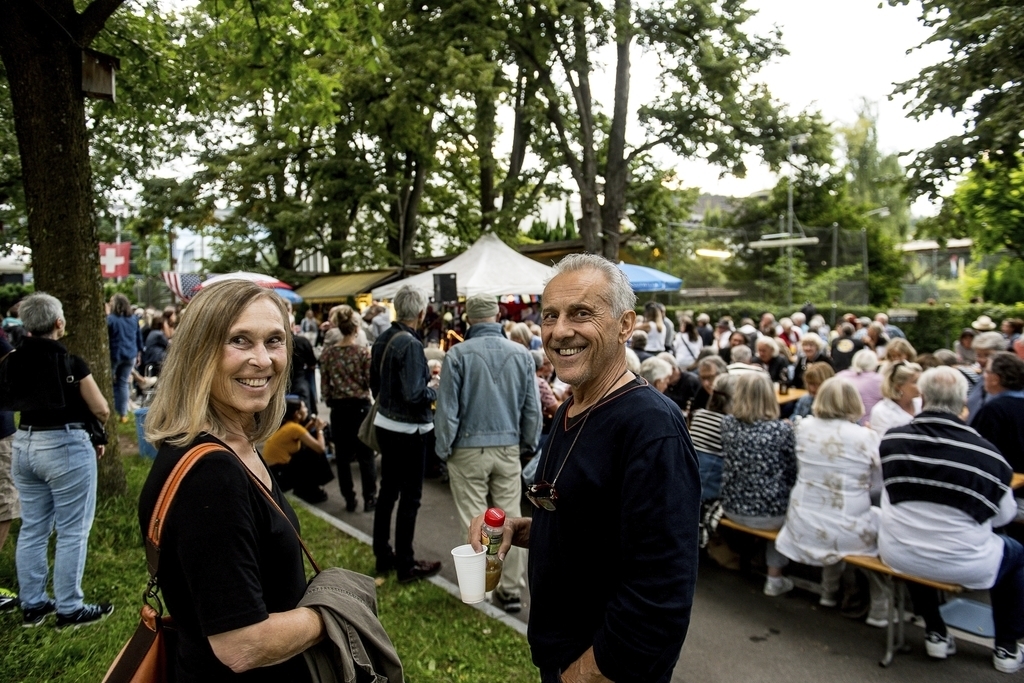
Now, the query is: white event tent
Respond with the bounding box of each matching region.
[371,233,555,300]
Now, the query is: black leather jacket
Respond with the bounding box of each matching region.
[369,322,435,424]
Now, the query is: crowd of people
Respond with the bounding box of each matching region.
[3,276,1024,678]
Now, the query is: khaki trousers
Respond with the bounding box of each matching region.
[447,444,525,598]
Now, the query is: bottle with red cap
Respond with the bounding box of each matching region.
[482,507,505,592]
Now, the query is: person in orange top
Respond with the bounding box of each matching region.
[263,395,333,503]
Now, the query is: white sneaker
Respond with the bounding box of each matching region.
[925,631,956,659]
[865,599,890,628]
[818,591,838,607]
[994,646,1023,674]
[763,576,794,597]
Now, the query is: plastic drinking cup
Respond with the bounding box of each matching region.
[451,544,486,604]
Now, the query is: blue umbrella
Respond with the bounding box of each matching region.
[616,262,682,292]
[273,287,304,304]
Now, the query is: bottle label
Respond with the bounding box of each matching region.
[483,530,502,555]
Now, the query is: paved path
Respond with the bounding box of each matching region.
[309,455,1005,683]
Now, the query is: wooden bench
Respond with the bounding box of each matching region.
[716,517,964,667]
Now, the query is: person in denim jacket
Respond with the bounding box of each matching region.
[434,294,541,612]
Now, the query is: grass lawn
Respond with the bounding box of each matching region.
[0,428,535,682]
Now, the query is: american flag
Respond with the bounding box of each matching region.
[161,272,203,302]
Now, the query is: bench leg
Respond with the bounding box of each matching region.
[880,574,896,667]
[896,580,908,655]
[878,576,912,667]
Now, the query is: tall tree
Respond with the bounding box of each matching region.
[889,0,1024,197]
[0,0,128,496]
[840,101,912,238]
[505,0,813,260]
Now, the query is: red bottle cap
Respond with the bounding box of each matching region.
[484,507,505,527]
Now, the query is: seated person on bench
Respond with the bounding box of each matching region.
[878,367,1022,673]
[775,377,890,627]
[720,372,797,597]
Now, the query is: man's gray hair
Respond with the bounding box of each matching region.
[393,285,429,322]
[640,356,673,385]
[19,292,64,335]
[656,351,678,369]
[731,345,753,364]
[917,366,968,415]
[974,331,1008,351]
[755,337,779,357]
[550,253,637,317]
[698,355,728,375]
[932,349,959,366]
[529,349,546,371]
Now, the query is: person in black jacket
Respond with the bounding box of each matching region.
[369,285,443,583]
[971,351,1024,472]
[793,335,834,389]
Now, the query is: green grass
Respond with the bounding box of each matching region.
[0,429,535,682]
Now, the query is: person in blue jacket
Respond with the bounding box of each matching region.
[107,294,144,422]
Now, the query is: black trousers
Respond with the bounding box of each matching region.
[329,398,377,501]
[372,427,428,571]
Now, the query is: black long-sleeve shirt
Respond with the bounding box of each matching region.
[528,377,700,682]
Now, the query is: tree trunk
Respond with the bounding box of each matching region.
[599,0,633,262]
[386,150,428,271]
[475,91,497,234]
[0,0,126,497]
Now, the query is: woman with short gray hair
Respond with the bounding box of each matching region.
[4,292,112,628]
[369,285,443,582]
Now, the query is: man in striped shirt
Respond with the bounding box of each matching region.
[878,366,1022,673]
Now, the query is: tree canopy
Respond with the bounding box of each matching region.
[889,0,1024,197]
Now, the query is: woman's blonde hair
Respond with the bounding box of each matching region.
[803,361,835,388]
[330,304,359,336]
[508,322,532,348]
[731,372,779,423]
[812,377,864,422]
[884,338,917,363]
[145,280,293,448]
[880,360,922,400]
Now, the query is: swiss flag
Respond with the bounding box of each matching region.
[99,241,131,278]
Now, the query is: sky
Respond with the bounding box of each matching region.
[621,0,961,215]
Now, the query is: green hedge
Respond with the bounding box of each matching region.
[656,301,1024,355]
[0,283,33,317]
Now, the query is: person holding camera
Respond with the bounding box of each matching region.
[263,395,334,503]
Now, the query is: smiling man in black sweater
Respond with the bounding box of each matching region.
[471,254,700,683]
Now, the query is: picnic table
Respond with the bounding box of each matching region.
[775,387,807,404]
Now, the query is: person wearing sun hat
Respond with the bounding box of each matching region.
[973,315,998,332]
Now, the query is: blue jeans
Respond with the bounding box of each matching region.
[112,358,135,417]
[696,450,722,500]
[12,427,97,614]
[992,535,1024,648]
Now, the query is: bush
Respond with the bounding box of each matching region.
[0,282,33,316]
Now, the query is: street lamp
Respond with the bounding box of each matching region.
[785,134,810,307]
